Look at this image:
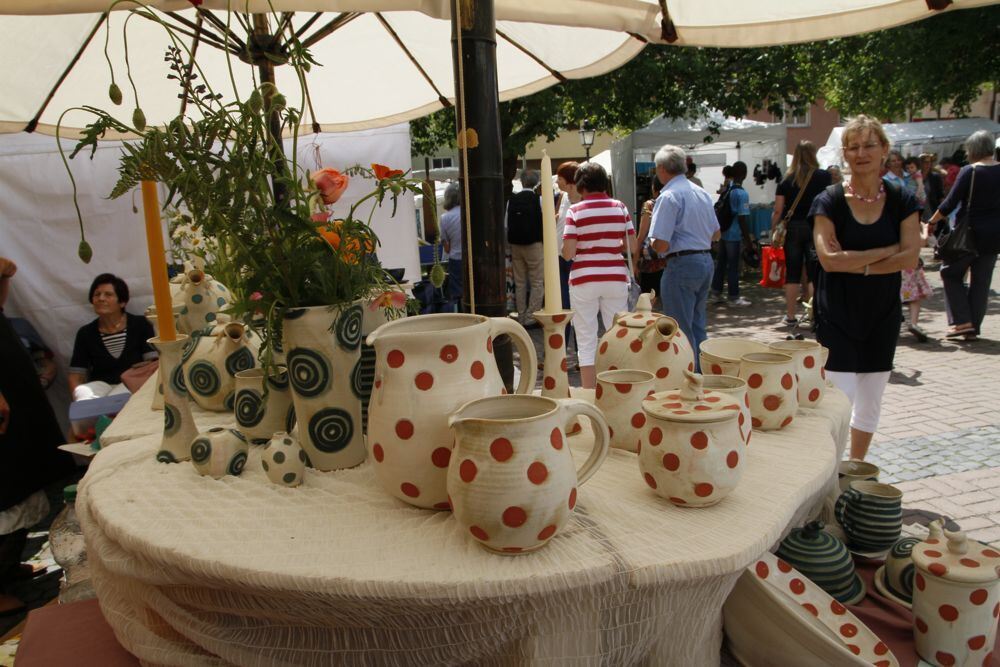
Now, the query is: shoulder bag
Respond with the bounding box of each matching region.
[771,168,815,247]
[937,166,977,263]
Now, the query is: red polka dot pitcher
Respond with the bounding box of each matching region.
[365,314,538,510]
[447,395,610,554]
[911,522,1000,667]
[595,293,694,391]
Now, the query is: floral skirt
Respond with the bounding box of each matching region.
[900,266,932,303]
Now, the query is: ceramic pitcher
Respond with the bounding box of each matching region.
[699,374,751,446]
[177,269,232,334]
[834,480,902,552]
[596,369,656,452]
[911,527,1000,667]
[447,395,609,554]
[768,339,829,408]
[595,294,694,391]
[366,313,538,510]
[182,322,260,412]
[738,351,798,431]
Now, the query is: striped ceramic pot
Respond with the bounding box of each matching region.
[234,367,295,446]
[833,481,902,553]
[775,521,865,604]
[282,302,366,471]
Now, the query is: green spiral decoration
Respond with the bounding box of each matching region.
[235,390,263,428]
[227,451,248,476]
[225,347,254,377]
[163,403,179,436]
[190,437,212,463]
[285,405,297,434]
[287,348,330,398]
[335,304,363,350]
[308,407,353,453]
[170,363,187,394]
[156,450,177,464]
[188,361,221,397]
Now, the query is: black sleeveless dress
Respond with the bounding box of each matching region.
[808,181,919,373]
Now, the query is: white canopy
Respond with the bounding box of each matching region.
[818,117,1000,167]
[611,113,787,213]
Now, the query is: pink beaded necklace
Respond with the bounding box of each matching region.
[845,179,885,203]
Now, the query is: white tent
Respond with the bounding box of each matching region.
[610,113,787,215]
[818,117,1000,168]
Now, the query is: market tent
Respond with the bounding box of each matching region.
[610,113,787,215]
[818,117,1000,167]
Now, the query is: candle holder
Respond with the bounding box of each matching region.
[533,309,581,435]
[150,335,198,463]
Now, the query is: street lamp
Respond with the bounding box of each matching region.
[578,120,596,161]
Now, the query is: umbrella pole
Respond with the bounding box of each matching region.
[451,0,514,391]
[252,13,288,204]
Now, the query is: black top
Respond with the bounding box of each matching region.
[777,169,833,221]
[809,180,920,373]
[506,190,544,245]
[69,311,156,385]
[937,163,1000,255]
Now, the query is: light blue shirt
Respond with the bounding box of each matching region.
[649,174,719,254]
[439,207,462,260]
[722,185,750,242]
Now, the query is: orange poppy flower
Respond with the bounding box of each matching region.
[315,225,341,250]
[371,163,404,180]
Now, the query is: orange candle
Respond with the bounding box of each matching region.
[141,179,176,341]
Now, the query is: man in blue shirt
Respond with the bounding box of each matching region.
[710,161,753,307]
[649,145,720,368]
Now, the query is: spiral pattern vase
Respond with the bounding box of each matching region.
[149,335,198,463]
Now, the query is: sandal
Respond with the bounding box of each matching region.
[907,324,929,343]
[782,316,798,326]
[945,326,976,339]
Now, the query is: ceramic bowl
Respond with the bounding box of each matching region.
[700,338,771,376]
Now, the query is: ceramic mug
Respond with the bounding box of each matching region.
[738,352,798,431]
[768,339,829,408]
[834,480,902,553]
[596,369,656,452]
[700,338,770,377]
[837,460,880,493]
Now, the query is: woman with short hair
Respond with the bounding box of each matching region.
[927,129,1000,340]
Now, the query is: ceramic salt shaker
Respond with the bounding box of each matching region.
[262,431,307,488]
[911,523,1000,667]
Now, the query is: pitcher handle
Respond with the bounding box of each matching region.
[834,487,858,535]
[558,398,610,487]
[489,317,538,396]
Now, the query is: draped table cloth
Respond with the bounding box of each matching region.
[78,383,850,666]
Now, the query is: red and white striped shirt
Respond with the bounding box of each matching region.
[563,194,635,286]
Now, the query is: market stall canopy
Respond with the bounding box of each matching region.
[1,0,992,136]
[819,117,1000,167]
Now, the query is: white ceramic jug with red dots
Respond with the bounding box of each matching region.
[365,314,538,510]
[768,339,830,409]
[447,395,610,554]
[637,371,744,508]
[911,524,1000,667]
[738,352,799,431]
[596,369,656,452]
[595,294,694,391]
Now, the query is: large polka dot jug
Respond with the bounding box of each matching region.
[768,339,829,408]
[366,314,538,510]
[911,523,1000,667]
[595,294,693,392]
[447,395,609,554]
[638,371,744,508]
[737,351,799,431]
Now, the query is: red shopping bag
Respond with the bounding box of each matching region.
[759,245,786,288]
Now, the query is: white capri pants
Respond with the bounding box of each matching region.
[825,370,891,434]
[569,280,628,366]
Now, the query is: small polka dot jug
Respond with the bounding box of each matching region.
[366,314,538,510]
[447,395,609,554]
[177,269,232,334]
[911,522,1000,667]
[262,431,307,488]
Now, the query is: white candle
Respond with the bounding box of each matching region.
[540,150,562,313]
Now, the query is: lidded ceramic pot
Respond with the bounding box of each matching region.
[911,524,1000,667]
[595,293,694,391]
[699,374,751,447]
[638,371,744,508]
[775,521,865,604]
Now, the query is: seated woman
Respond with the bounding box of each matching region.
[69,273,157,402]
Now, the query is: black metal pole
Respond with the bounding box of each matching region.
[252,14,288,204]
[451,0,513,390]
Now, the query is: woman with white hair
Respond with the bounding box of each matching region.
[927,129,1000,340]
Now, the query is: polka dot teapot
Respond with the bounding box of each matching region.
[595,292,694,391]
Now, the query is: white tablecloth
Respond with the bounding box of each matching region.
[78,387,850,666]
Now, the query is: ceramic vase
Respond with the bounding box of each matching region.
[595,294,694,391]
[911,527,1000,667]
[699,374,752,447]
[768,339,830,408]
[182,322,260,412]
[262,431,308,487]
[282,302,366,471]
[700,338,771,377]
[146,304,184,411]
[366,313,538,510]
[149,335,198,463]
[595,369,655,452]
[190,427,248,478]
[447,395,609,554]
[176,269,232,334]
[534,309,581,435]
[234,367,295,445]
[738,352,798,431]
[638,371,744,508]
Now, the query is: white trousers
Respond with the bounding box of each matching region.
[825,370,891,434]
[569,281,627,366]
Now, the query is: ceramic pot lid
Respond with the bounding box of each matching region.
[643,371,739,424]
[911,522,1000,584]
[776,521,866,605]
[615,293,660,328]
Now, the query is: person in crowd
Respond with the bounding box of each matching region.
[506,170,545,328]
[649,144,720,368]
[716,165,734,195]
[562,162,637,389]
[809,115,921,461]
[438,182,463,312]
[919,153,945,217]
[555,162,581,362]
[772,141,832,325]
[636,178,667,302]
[685,157,703,188]
[898,156,933,342]
[883,149,909,189]
[927,129,1000,341]
[69,273,157,402]
[710,161,753,307]
[0,256,75,615]
[827,164,844,185]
